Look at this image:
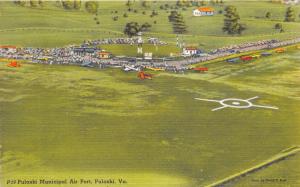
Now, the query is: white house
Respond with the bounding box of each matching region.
[144,52,153,60]
[282,0,299,5]
[182,47,198,57]
[0,46,17,53]
[193,7,214,17]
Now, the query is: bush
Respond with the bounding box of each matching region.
[113,16,119,21]
[85,1,98,14]
[123,13,128,17]
[274,23,282,29]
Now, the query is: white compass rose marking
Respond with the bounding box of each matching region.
[194,96,278,111]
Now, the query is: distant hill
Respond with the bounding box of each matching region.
[0,1,300,49]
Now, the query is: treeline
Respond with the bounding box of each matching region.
[61,0,81,10]
[14,0,43,7]
[123,22,152,37]
[14,0,98,14]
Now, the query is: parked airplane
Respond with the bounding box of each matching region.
[123,65,140,72]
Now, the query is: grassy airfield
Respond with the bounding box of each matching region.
[1,1,300,186]
[1,50,299,186]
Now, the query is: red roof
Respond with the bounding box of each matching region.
[185,47,197,51]
[197,7,214,12]
[99,51,110,54]
[0,45,17,49]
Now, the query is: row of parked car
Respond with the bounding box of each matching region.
[226,47,287,63]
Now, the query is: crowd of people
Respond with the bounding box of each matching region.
[82,37,167,47]
[167,38,300,67]
[210,39,279,54]
[1,37,300,72]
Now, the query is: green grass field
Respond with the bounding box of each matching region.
[1,49,299,186]
[1,1,300,186]
[1,1,300,52]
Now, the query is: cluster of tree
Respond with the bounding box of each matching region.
[193,0,224,7]
[264,7,297,22]
[14,0,43,8]
[61,0,81,10]
[176,0,192,7]
[125,0,133,8]
[168,11,187,34]
[223,6,246,35]
[123,22,152,37]
[209,0,224,6]
[85,1,98,14]
[159,3,170,10]
[274,23,284,32]
[265,11,271,19]
[94,15,99,24]
[14,0,26,6]
[285,7,295,22]
[150,10,158,17]
[141,1,150,8]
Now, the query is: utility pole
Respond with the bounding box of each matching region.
[137,31,143,54]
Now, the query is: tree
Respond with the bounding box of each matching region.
[30,0,38,7]
[274,23,283,30]
[168,10,178,22]
[124,22,140,37]
[74,0,81,10]
[274,23,284,33]
[125,0,132,8]
[223,6,246,35]
[113,16,119,21]
[14,0,26,6]
[285,7,295,22]
[62,0,73,9]
[141,1,150,8]
[176,0,191,7]
[38,0,43,7]
[169,11,187,34]
[123,13,128,17]
[265,12,271,19]
[150,10,158,17]
[140,22,152,32]
[85,1,98,14]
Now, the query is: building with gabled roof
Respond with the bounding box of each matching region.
[193,7,214,16]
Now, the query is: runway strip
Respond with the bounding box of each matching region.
[205,146,300,187]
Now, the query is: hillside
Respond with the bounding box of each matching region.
[0,1,300,50]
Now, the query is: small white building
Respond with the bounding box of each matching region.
[193,7,214,17]
[182,47,198,57]
[0,45,17,53]
[282,0,299,5]
[144,52,153,60]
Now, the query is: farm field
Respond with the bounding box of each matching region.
[1,50,299,187]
